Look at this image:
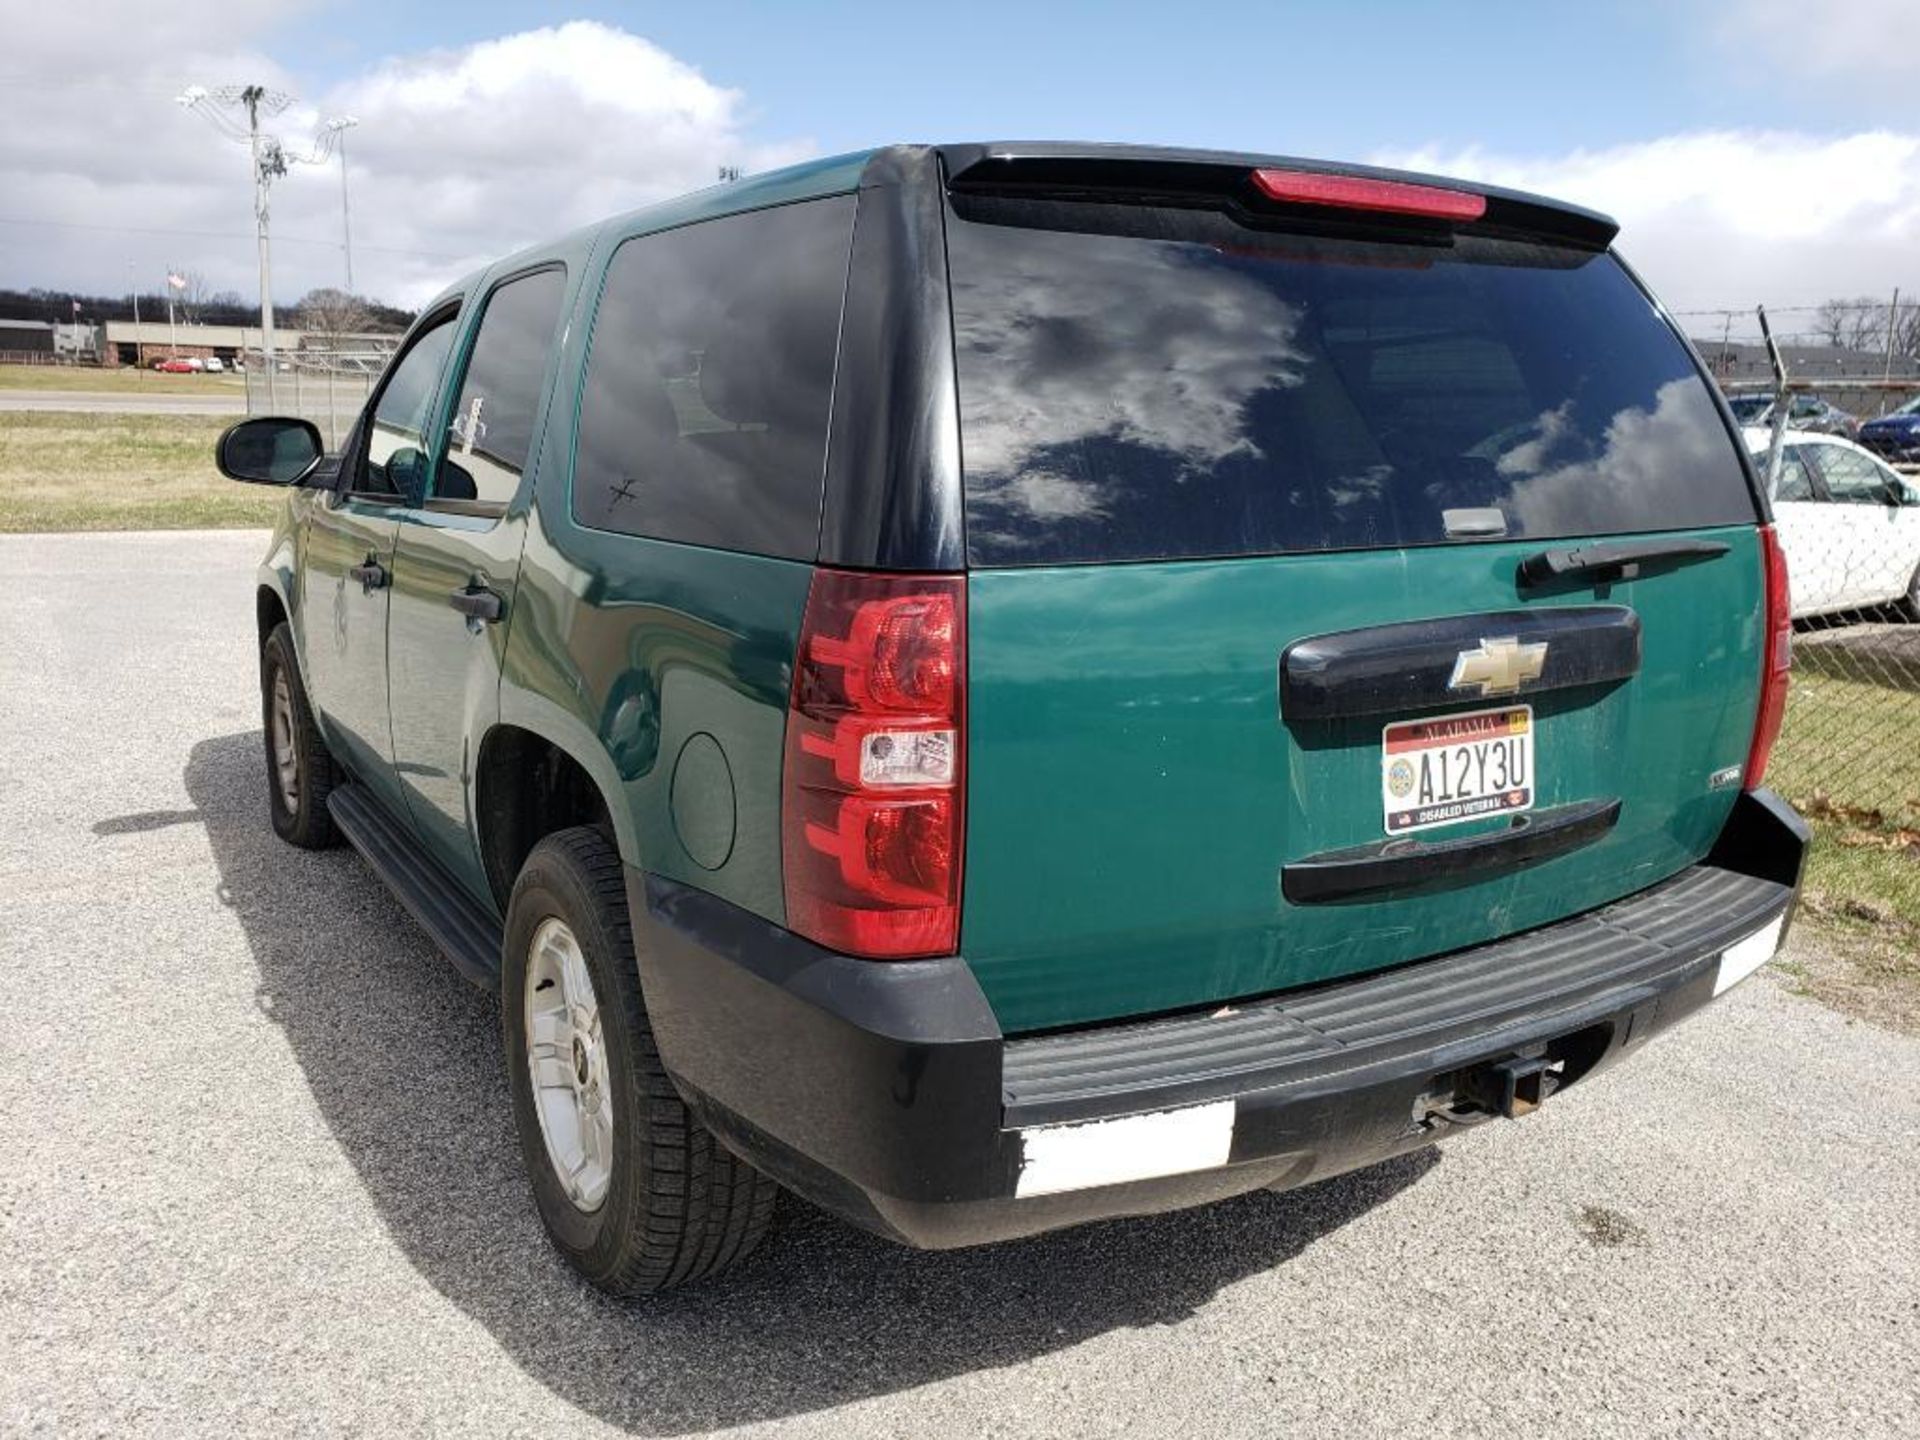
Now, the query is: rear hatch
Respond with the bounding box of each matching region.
[947,164,1766,1033]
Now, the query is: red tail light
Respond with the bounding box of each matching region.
[1744,525,1792,789]
[1250,168,1487,222]
[783,569,965,958]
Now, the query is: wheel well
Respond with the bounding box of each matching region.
[475,726,615,909]
[257,586,289,653]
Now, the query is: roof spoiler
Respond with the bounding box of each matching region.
[937,143,1619,251]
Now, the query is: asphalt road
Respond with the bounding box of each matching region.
[0,388,246,416]
[3,529,1917,1438]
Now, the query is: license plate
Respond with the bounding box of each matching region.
[1382,705,1534,835]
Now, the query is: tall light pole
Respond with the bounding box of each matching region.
[324,116,360,293]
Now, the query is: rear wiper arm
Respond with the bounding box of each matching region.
[1516,537,1729,589]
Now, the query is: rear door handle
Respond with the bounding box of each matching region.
[448,586,504,624]
[348,561,387,590]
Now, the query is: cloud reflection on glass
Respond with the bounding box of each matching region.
[948,209,1753,567]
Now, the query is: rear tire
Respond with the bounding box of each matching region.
[503,827,778,1294]
[260,622,339,849]
[1899,563,1920,622]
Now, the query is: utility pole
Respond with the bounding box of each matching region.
[326,117,360,293]
[128,262,140,366]
[244,86,281,405]
[176,84,344,408]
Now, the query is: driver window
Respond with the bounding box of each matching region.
[362,314,458,497]
[1816,445,1891,503]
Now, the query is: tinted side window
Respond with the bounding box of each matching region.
[572,196,854,558]
[364,314,457,495]
[441,267,568,506]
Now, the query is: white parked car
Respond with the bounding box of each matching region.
[203,356,224,373]
[1743,427,1920,620]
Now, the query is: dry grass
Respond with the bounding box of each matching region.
[0,412,281,531]
[0,362,245,395]
[1767,640,1920,1033]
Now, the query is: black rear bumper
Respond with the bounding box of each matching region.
[632,790,1807,1249]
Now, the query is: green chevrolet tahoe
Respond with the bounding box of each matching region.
[220,142,1808,1295]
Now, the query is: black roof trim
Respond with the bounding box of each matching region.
[935,141,1619,251]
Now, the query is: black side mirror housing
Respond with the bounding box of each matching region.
[384,445,431,508]
[216,417,324,486]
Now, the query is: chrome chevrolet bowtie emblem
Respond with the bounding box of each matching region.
[1449,636,1548,697]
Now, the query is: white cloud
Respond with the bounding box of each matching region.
[314,23,813,302]
[0,7,814,309]
[1712,0,1920,85]
[1376,131,1920,323]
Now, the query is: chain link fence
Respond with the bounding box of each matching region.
[243,354,377,451]
[1759,429,1920,939]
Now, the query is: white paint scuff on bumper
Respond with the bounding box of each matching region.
[1015,1100,1235,1198]
[1713,914,1787,997]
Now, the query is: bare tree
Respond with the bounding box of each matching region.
[295,287,373,350]
[1815,296,1889,351]
[174,271,216,325]
[1815,297,1853,348]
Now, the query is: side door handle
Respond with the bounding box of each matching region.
[448,586,504,624]
[348,560,388,590]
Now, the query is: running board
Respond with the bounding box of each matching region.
[327,784,502,989]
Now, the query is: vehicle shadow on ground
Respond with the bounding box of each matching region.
[181,730,1437,1434]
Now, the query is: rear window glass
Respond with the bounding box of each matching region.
[947,198,1756,566]
[572,196,854,558]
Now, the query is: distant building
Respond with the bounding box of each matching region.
[0,318,54,358]
[99,321,400,369]
[0,319,102,361]
[1692,338,1920,388]
[1690,337,1920,417]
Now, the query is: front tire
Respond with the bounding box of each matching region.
[260,622,339,848]
[503,827,778,1294]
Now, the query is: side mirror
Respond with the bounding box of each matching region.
[217,417,323,486]
[437,457,478,502]
[384,445,432,508]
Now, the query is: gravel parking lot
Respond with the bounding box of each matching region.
[3,529,1917,1438]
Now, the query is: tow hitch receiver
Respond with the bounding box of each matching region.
[1464,1052,1563,1118]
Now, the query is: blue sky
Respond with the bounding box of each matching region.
[271,0,1876,158]
[4,0,1918,319]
